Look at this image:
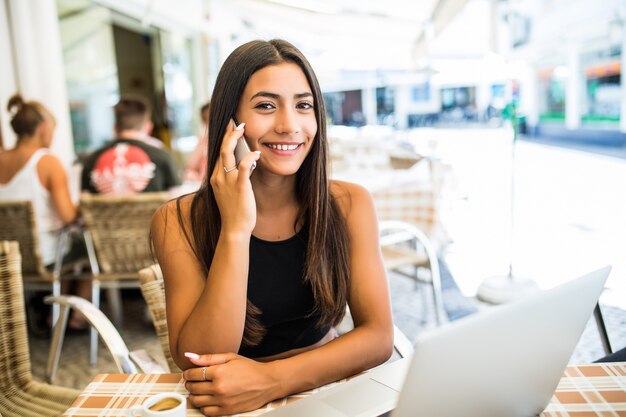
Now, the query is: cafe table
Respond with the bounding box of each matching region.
[62,362,626,417]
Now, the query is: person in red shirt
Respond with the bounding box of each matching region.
[81,96,181,195]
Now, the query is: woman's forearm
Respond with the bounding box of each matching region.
[175,232,251,360]
[269,324,393,399]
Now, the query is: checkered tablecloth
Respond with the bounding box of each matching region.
[541,362,626,416]
[63,363,626,417]
[62,373,349,417]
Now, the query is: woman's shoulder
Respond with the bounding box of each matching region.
[330,179,374,218]
[330,179,371,201]
[155,192,195,219]
[37,149,64,170]
[35,149,69,188]
[152,193,196,242]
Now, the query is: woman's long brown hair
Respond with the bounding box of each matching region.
[177,39,350,346]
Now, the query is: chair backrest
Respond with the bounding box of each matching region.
[0,241,35,390]
[138,264,180,372]
[80,192,170,276]
[0,201,47,276]
[371,185,438,240]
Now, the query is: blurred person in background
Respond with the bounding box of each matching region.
[184,101,211,182]
[0,93,89,332]
[81,95,181,195]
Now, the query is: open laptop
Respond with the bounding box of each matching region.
[264,265,611,417]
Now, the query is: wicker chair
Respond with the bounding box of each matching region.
[79,192,170,364]
[0,200,80,327]
[0,241,79,417]
[138,264,180,372]
[139,264,414,368]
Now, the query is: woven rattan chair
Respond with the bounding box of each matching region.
[78,192,170,364]
[138,264,180,372]
[0,200,79,327]
[0,240,79,417]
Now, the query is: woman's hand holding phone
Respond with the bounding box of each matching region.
[210,120,260,237]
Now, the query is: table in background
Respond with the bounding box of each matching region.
[63,362,626,417]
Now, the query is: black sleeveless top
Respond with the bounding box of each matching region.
[238,226,330,358]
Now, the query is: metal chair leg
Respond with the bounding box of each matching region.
[46,304,70,383]
[84,230,100,366]
[50,228,69,327]
[90,280,101,366]
[106,287,124,329]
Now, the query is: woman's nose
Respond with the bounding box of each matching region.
[274,109,299,134]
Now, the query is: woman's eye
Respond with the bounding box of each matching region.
[297,101,314,110]
[255,102,275,110]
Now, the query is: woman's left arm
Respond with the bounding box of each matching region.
[183,181,394,416]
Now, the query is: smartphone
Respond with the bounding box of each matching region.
[234,137,250,168]
[233,117,255,169]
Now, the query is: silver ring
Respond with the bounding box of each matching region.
[223,165,237,173]
[202,366,206,380]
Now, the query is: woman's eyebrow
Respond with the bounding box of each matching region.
[251,91,279,100]
[250,91,313,100]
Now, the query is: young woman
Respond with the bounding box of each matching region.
[151,39,393,416]
[0,94,88,330]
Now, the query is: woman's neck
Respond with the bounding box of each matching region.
[252,173,298,211]
[251,172,302,240]
[16,137,43,151]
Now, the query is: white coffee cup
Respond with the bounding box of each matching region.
[127,392,187,417]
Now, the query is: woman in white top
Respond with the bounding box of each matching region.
[0,93,87,330]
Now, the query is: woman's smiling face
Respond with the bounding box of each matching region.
[235,61,317,177]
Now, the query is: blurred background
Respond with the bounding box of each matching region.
[1,0,625,368]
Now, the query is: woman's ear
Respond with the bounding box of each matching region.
[34,121,47,141]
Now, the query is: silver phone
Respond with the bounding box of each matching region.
[234,136,251,167]
[233,118,255,169]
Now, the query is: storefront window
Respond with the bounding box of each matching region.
[538,67,566,122]
[581,48,621,126]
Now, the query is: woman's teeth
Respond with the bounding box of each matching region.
[266,143,299,151]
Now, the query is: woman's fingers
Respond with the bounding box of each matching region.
[185,380,219,395]
[237,151,261,182]
[187,394,214,407]
[187,394,227,417]
[183,352,241,382]
[219,121,244,173]
[185,352,238,367]
[199,405,224,417]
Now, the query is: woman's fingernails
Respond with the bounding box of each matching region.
[235,122,245,130]
[254,151,261,156]
[184,352,200,360]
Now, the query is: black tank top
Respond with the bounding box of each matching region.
[238,226,330,358]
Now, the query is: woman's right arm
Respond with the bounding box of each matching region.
[38,154,77,224]
[151,199,251,369]
[151,122,261,370]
